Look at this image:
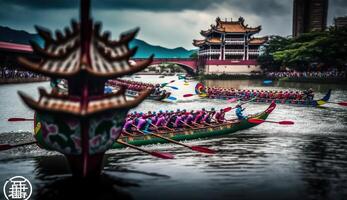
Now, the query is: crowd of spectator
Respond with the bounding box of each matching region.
[266,69,346,79]
[1,67,44,79]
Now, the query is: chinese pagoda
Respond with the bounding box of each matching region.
[193,17,267,74]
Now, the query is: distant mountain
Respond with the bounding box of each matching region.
[0,26,196,58]
[0,26,44,47]
[129,39,195,58]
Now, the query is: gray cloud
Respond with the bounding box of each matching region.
[0,0,346,49]
[0,0,291,16]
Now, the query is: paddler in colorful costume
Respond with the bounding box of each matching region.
[215,109,225,123]
[236,103,247,120]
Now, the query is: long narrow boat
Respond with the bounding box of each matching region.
[195,83,332,107]
[112,102,276,148]
[125,89,171,101]
[209,90,331,107]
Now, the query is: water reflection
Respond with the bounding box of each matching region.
[297,136,347,199]
[33,155,136,200]
[0,78,346,199]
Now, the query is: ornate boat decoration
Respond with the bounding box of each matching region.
[17,0,153,177]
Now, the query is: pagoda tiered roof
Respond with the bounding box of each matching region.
[248,37,268,45]
[18,16,153,120]
[193,36,267,47]
[19,87,150,117]
[200,17,261,36]
[193,37,222,46]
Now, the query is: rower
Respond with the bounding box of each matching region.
[215,109,225,123]
[306,88,314,101]
[166,111,177,128]
[134,117,146,131]
[184,110,194,125]
[153,84,161,95]
[193,108,206,124]
[150,111,158,124]
[235,104,247,120]
[155,113,167,127]
[204,108,216,123]
[173,113,183,128]
[122,117,134,135]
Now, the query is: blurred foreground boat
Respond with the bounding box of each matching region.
[16,0,153,177]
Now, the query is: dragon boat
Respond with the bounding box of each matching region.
[125,89,171,101]
[195,83,332,107]
[107,79,172,101]
[112,102,276,148]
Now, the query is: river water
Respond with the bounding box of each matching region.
[0,75,346,200]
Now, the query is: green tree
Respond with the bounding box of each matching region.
[257,35,291,71]
[259,27,347,71]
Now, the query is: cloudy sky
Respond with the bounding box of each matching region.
[0,0,346,49]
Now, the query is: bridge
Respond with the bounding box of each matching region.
[0,42,200,75]
[132,58,198,75]
[0,42,259,75]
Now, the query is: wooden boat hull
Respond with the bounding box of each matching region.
[126,90,171,101]
[208,89,331,107]
[113,103,276,148]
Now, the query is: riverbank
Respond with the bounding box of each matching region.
[275,77,347,84]
[198,74,347,84]
[0,77,49,84]
[199,74,264,81]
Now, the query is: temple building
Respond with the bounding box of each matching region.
[193,17,267,74]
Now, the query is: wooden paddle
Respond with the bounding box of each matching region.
[223,97,256,112]
[116,140,174,159]
[183,93,208,98]
[0,141,37,151]
[248,118,294,125]
[150,123,175,131]
[226,98,238,103]
[136,129,215,154]
[160,80,175,88]
[149,122,175,131]
[164,86,179,90]
[178,121,199,129]
[166,96,177,100]
[8,118,34,122]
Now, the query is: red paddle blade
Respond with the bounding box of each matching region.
[191,146,216,154]
[227,98,237,103]
[8,118,34,122]
[338,102,347,106]
[248,118,264,124]
[150,151,175,159]
[0,144,12,151]
[223,107,232,112]
[183,94,194,97]
[278,121,294,125]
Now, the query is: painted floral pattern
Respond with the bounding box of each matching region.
[35,110,127,155]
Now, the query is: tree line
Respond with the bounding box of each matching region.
[258,27,347,72]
